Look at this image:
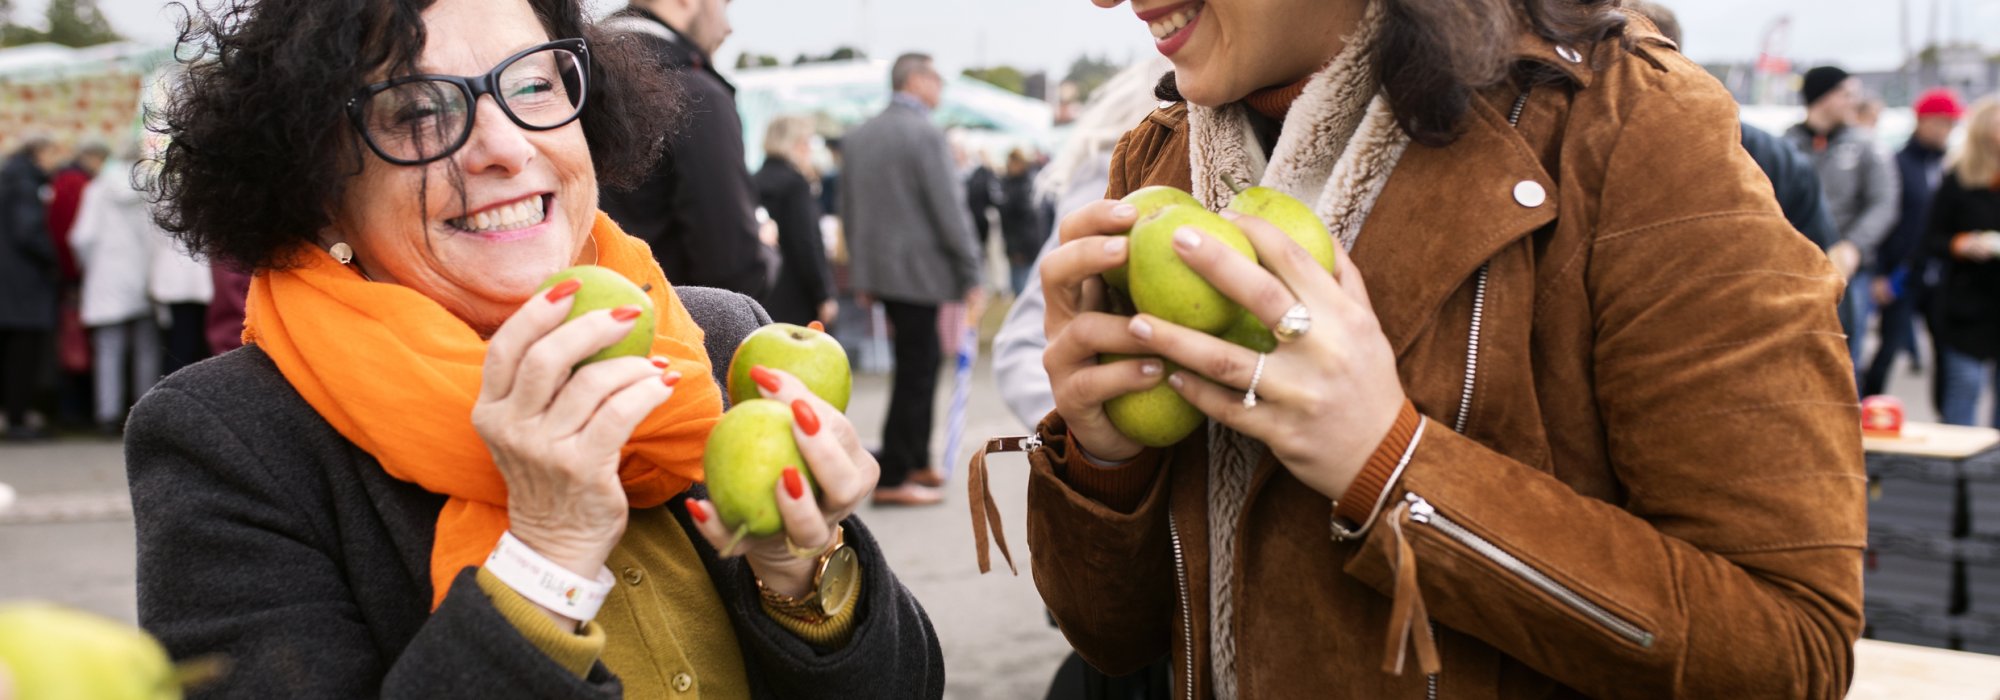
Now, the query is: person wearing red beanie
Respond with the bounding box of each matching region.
[1863,88,1966,401]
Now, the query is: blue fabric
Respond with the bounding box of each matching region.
[1938,343,2000,427]
[1840,270,1873,394]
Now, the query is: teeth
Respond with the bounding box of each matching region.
[449,196,546,233]
[1148,4,1199,40]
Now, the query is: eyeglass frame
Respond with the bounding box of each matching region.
[344,37,591,167]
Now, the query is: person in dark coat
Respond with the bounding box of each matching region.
[965,155,1000,251]
[0,137,63,440]
[1864,88,1965,398]
[995,148,1046,295]
[755,115,838,327]
[1925,96,2000,426]
[597,0,771,299]
[131,0,943,696]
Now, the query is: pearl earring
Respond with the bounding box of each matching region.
[329,242,354,265]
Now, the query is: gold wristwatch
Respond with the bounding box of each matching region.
[757,525,859,624]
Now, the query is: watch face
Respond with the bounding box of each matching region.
[816,546,861,617]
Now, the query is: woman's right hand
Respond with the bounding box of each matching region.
[472,280,677,585]
[1041,200,1159,463]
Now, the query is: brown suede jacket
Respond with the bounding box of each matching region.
[1024,19,1866,700]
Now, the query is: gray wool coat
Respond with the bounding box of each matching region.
[839,99,983,305]
[124,286,945,699]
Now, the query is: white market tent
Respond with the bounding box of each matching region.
[729,58,1055,169]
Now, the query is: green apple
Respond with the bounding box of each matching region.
[704,399,816,537]
[727,323,852,411]
[0,603,181,700]
[1105,186,1203,291]
[1219,311,1278,353]
[1222,181,1337,274]
[1128,204,1257,335]
[536,265,656,365]
[1101,355,1205,448]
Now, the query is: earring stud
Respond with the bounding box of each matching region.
[329,241,354,264]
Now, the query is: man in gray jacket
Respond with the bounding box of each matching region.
[1784,66,1899,382]
[841,53,983,506]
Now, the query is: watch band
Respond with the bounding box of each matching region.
[758,525,852,623]
[485,531,616,623]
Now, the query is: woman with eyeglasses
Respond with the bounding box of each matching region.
[127,0,942,697]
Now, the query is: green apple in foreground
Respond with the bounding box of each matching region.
[0,603,181,700]
[536,265,656,365]
[1101,355,1206,448]
[1220,311,1279,353]
[1104,186,1203,291]
[704,399,816,537]
[728,323,852,411]
[1222,181,1338,274]
[1128,205,1258,335]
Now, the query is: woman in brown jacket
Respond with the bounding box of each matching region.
[1019,0,1866,697]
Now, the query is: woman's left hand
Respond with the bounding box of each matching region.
[1127,212,1406,502]
[688,367,877,597]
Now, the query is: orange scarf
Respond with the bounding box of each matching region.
[244,212,721,608]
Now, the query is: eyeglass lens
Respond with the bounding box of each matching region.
[361,46,584,163]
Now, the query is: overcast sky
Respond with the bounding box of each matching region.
[33,0,2000,77]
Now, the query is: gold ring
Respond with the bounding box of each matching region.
[1273,304,1312,343]
[785,532,832,560]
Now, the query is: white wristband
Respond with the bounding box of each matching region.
[485,532,616,624]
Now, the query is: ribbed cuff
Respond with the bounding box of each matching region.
[1063,430,1164,514]
[1336,400,1421,525]
[476,566,606,678]
[762,575,863,649]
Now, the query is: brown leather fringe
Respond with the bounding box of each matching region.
[968,438,1019,575]
[1384,511,1441,676]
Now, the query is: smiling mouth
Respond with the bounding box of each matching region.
[446,194,550,234]
[1147,1,1202,41]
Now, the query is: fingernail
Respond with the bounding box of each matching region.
[610,305,642,322]
[782,467,805,500]
[689,500,711,523]
[1140,360,1162,376]
[650,355,671,369]
[544,278,581,302]
[808,320,825,332]
[1174,226,1202,250]
[662,371,682,388]
[1129,315,1154,340]
[1111,203,1137,219]
[792,399,821,436]
[1103,236,1127,254]
[1168,372,1186,389]
[1219,210,1243,221]
[751,365,781,393]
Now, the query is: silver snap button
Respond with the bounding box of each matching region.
[1513,180,1547,208]
[1556,45,1583,63]
[1158,100,1176,110]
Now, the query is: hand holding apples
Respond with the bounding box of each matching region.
[472,266,679,626]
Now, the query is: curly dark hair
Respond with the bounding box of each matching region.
[1155,0,1628,147]
[149,0,677,271]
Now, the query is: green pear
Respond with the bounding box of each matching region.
[1222,181,1337,274]
[1105,186,1202,291]
[704,399,816,537]
[1219,311,1278,353]
[727,323,852,411]
[536,265,656,365]
[1128,205,1257,335]
[0,603,182,700]
[1101,355,1205,448]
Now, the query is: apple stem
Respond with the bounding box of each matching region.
[641,283,654,293]
[174,654,231,691]
[724,523,751,557]
[1221,172,1248,195]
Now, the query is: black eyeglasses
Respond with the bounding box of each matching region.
[346,38,590,166]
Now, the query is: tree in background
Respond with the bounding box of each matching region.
[2,0,122,48]
[1065,54,1122,103]
[962,66,1028,96]
[793,46,866,66]
[735,52,782,70]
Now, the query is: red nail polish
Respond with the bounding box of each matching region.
[610,305,642,322]
[689,500,710,523]
[544,278,581,302]
[782,467,805,500]
[650,356,671,369]
[791,399,820,436]
[808,320,825,332]
[662,371,682,388]
[751,365,781,394]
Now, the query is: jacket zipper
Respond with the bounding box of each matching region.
[1167,515,1196,700]
[1404,493,1657,648]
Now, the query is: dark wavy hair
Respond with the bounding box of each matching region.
[1157,0,1628,147]
[149,0,676,271]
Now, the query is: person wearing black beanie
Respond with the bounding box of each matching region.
[1784,65,1901,395]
